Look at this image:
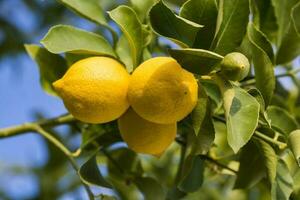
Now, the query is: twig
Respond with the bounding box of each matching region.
[200,155,237,174]
[0,114,76,138]
[34,126,95,200]
[254,131,287,149]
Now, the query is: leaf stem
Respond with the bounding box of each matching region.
[254,131,287,149]
[200,155,237,174]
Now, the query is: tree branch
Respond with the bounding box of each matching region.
[0,114,76,138]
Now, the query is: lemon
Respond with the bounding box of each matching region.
[220,52,250,81]
[53,56,130,124]
[118,108,177,156]
[128,57,198,124]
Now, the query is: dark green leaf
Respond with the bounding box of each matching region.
[247,23,275,106]
[219,79,260,153]
[135,177,166,200]
[41,25,116,57]
[25,44,68,96]
[79,154,112,188]
[266,106,299,136]
[149,1,202,47]
[234,141,266,189]
[108,6,144,68]
[189,84,215,155]
[180,0,218,49]
[271,160,293,200]
[168,48,223,75]
[178,155,205,192]
[200,81,223,109]
[276,2,300,64]
[210,0,249,55]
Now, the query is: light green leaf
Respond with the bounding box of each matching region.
[149,1,202,48]
[79,154,112,188]
[180,0,218,49]
[25,44,68,96]
[130,0,158,21]
[276,2,300,64]
[178,155,205,192]
[218,78,260,153]
[41,25,116,57]
[210,0,249,55]
[108,6,144,68]
[288,130,300,166]
[271,160,293,200]
[135,177,166,200]
[168,48,223,75]
[200,81,222,110]
[58,0,106,25]
[266,106,299,136]
[116,35,134,73]
[247,23,275,106]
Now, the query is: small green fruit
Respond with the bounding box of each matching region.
[220,52,250,81]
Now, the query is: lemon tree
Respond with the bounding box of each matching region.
[1,0,300,199]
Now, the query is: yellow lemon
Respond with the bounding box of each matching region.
[118,108,177,156]
[128,57,198,124]
[53,56,130,124]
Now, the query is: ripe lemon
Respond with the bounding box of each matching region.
[53,56,130,124]
[128,57,198,124]
[118,108,177,156]
[220,52,250,81]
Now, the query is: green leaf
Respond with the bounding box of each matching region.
[288,130,300,166]
[257,139,277,184]
[271,0,299,46]
[235,139,277,188]
[130,0,158,21]
[247,23,275,106]
[250,0,278,42]
[116,35,134,73]
[179,0,218,49]
[41,25,116,57]
[168,48,223,75]
[210,0,249,55]
[79,154,112,188]
[108,6,144,68]
[276,2,300,64]
[271,160,293,200]
[234,140,266,189]
[58,0,107,25]
[266,106,299,136]
[178,155,205,192]
[25,44,68,96]
[219,79,260,153]
[200,81,222,110]
[135,177,166,200]
[189,84,215,155]
[149,1,202,48]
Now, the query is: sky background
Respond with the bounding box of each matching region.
[0,0,98,199]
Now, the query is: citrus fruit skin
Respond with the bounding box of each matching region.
[220,52,250,81]
[118,108,177,156]
[53,56,130,124]
[128,57,198,124]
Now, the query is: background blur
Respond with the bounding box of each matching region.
[0,0,105,199]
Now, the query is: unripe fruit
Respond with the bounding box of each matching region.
[288,130,300,164]
[220,52,250,81]
[53,57,130,124]
[118,108,177,156]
